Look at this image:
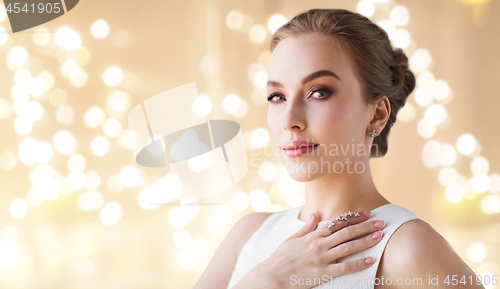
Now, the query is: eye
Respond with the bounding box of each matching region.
[310,88,331,99]
[267,93,284,103]
[267,88,332,103]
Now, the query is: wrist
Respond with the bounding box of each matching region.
[251,262,280,289]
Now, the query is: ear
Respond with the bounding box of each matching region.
[369,96,391,132]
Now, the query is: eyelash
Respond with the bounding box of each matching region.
[267,87,332,103]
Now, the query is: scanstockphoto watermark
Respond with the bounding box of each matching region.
[289,274,499,287]
[248,141,379,176]
[250,156,368,176]
[249,139,380,158]
[289,275,425,287]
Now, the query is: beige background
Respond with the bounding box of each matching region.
[0,0,499,288]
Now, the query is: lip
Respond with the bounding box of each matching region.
[282,140,319,158]
[282,140,319,150]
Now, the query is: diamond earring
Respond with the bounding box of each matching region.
[368,129,379,137]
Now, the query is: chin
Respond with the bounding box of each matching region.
[280,159,326,182]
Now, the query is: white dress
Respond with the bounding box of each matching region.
[226,203,419,289]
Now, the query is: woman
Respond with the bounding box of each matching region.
[194,8,484,289]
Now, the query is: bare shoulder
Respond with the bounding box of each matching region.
[192,211,273,289]
[376,219,484,288]
[233,212,274,259]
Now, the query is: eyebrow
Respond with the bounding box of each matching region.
[266,69,343,88]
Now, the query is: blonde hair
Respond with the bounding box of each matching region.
[270,8,416,157]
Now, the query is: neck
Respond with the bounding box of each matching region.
[298,162,390,223]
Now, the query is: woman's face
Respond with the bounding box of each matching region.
[266,33,373,182]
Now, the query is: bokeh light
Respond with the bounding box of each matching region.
[357,0,375,17]
[231,191,249,211]
[53,131,77,155]
[488,173,500,193]
[36,141,54,163]
[456,133,477,156]
[102,66,123,87]
[471,156,489,174]
[431,80,451,101]
[378,19,396,40]
[226,10,245,30]
[9,199,28,219]
[415,86,432,107]
[84,106,106,128]
[199,54,218,75]
[390,5,410,26]
[69,68,88,87]
[77,191,104,211]
[85,171,101,190]
[90,136,110,156]
[480,195,500,214]
[251,128,270,148]
[422,140,441,168]
[18,137,38,165]
[467,242,486,263]
[392,28,411,48]
[259,161,278,182]
[102,118,122,138]
[250,189,271,212]
[445,183,464,203]
[91,19,110,39]
[396,102,416,122]
[7,46,29,68]
[192,94,213,117]
[67,153,86,171]
[222,93,242,115]
[438,167,461,187]
[267,14,287,33]
[412,49,432,70]
[55,27,81,51]
[249,25,266,43]
[100,202,122,226]
[471,173,490,193]
[56,104,75,125]
[120,165,140,187]
[417,118,435,139]
[424,103,447,126]
[0,151,17,170]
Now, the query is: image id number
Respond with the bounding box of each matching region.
[6,3,62,14]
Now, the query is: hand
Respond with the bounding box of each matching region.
[255,211,385,289]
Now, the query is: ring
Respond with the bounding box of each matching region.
[326,222,337,234]
[335,213,352,226]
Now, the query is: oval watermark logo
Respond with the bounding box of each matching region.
[3,0,80,33]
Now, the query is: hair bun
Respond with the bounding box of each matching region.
[390,48,415,113]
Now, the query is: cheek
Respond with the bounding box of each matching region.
[315,101,351,127]
[267,107,280,136]
[313,99,363,138]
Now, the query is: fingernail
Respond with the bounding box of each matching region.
[362,211,371,217]
[364,257,374,265]
[371,230,383,239]
[308,212,313,221]
[374,221,385,228]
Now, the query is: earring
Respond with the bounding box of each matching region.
[368,129,379,137]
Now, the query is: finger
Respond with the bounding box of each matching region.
[322,256,376,279]
[315,219,342,238]
[315,210,372,238]
[327,229,384,261]
[285,212,317,241]
[334,210,370,229]
[327,231,383,265]
[325,219,386,246]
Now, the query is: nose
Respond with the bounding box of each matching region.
[282,96,306,132]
